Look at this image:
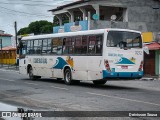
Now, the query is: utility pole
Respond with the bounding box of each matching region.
[14,21,18,48]
[14,21,18,67]
[0,39,3,67]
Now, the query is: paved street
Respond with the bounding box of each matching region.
[0,69,160,120]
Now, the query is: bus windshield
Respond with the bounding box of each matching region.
[107,31,142,48]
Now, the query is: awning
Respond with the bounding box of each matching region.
[0,46,16,51]
[144,43,160,50]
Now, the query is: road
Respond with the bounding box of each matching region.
[0,69,160,120]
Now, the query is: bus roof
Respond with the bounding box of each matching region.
[21,28,141,41]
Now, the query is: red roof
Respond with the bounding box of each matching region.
[0,34,12,37]
[0,46,16,51]
[144,42,160,50]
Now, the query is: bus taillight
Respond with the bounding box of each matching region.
[106,29,109,32]
[138,61,143,71]
[106,64,109,68]
[104,60,111,72]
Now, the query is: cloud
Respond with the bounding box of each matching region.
[0,0,74,35]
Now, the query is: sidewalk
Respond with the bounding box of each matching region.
[0,64,19,71]
[140,75,160,81]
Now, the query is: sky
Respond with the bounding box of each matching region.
[0,0,75,35]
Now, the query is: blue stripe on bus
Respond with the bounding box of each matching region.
[53,57,68,69]
[103,70,143,79]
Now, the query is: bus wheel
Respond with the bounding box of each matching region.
[64,68,73,85]
[93,80,107,85]
[29,67,36,80]
[73,80,80,84]
[57,78,62,80]
[36,76,41,79]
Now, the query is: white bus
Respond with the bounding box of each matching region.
[19,28,143,85]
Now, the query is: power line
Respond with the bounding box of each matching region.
[0,1,56,7]
[0,10,53,18]
[12,0,73,2]
[0,0,73,6]
[0,24,13,27]
[0,6,53,17]
[5,0,55,3]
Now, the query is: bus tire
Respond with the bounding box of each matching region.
[73,80,80,84]
[36,76,41,79]
[57,78,62,80]
[64,68,73,85]
[29,67,36,80]
[93,80,107,85]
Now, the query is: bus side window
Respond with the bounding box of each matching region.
[33,39,42,54]
[52,38,63,55]
[34,40,39,54]
[30,40,35,54]
[56,38,63,55]
[47,39,52,54]
[81,36,87,54]
[88,35,96,54]
[96,35,103,54]
[52,38,57,54]
[22,41,27,56]
[38,40,42,54]
[63,38,68,54]
[42,39,48,54]
[63,37,74,54]
[88,35,103,55]
[27,40,31,54]
[41,39,52,54]
[75,36,82,54]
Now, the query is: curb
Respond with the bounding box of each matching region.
[0,68,19,73]
[140,78,158,81]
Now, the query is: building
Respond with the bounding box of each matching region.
[49,0,160,76]
[0,30,13,48]
[49,0,160,33]
[0,30,16,65]
[143,32,160,76]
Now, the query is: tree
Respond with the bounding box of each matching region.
[53,16,59,27]
[18,20,53,35]
[41,25,53,34]
[18,27,30,35]
[53,15,69,27]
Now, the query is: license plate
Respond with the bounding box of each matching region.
[121,66,128,69]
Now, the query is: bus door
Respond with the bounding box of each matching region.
[19,41,28,75]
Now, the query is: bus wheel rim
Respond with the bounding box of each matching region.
[66,71,70,82]
[29,69,33,78]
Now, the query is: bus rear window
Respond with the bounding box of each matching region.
[107,31,142,48]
